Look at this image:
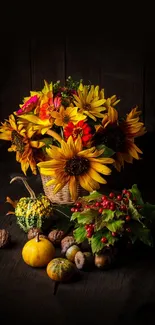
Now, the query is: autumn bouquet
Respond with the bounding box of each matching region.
[0,77,146,203]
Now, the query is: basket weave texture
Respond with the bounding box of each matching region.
[40,174,88,205]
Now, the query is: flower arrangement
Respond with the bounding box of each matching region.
[0,76,146,202]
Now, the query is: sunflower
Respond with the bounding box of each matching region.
[73,83,106,121]
[37,136,114,201]
[50,105,86,127]
[0,114,45,175]
[94,106,146,171]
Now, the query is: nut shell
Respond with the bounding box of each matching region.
[75,251,94,270]
[61,235,75,254]
[48,229,65,246]
[27,227,42,240]
[0,229,10,248]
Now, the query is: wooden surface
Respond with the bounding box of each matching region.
[1,168,155,325]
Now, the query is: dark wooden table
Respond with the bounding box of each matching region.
[1,160,155,325]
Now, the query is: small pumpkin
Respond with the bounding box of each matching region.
[7,176,53,233]
[47,258,75,282]
[22,233,55,267]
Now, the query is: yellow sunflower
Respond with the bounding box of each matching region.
[37,136,114,201]
[94,106,146,172]
[0,114,45,175]
[73,83,106,121]
[50,105,86,127]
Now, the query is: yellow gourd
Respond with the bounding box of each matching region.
[22,233,55,267]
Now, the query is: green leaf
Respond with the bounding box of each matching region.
[90,230,117,254]
[115,210,126,218]
[82,191,102,202]
[106,232,118,246]
[91,231,105,254]
[73,226,87,244]
[71,209,98,224]
[129,184,144,205]
[106,220,125,232]
[130,222,154,247]
[71,211,81,221]
[95,215,106,231]
[102,209,115,222]
[41,137,54,147]
[95,209,115,230]
[141,202,155,219]
[128,200,142,222]
[96,144,115,157]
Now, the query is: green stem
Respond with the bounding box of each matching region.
[10,176,36,199]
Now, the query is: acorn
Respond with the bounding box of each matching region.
[95,253,110,269]
[61,235,76,254]
[66,245,80,262]
[0,229,10,248]
[94,246,117,270]
[74,251,94,270]
[27,227,42,240]
[48,229,65,246]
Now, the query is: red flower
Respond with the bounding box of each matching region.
[64,120,93,146]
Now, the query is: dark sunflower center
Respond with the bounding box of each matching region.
[84,103,91,111]
[11,130,25,153]
[95,125,125,152]
[63,115,70,123]
[73,127,83,138]
[65,156,89,176]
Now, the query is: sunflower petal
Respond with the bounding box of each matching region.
[69,176,77,201]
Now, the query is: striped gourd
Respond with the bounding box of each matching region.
[10,176,53,233]
[47,258,75,282]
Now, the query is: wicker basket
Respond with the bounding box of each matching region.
[40,174,89,205]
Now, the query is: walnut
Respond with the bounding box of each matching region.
[27,227,42,240]
[0,229,10,248]
[48,229,65,246]
[61,235,76,254]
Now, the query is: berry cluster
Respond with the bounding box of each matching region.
[85,224,95,238]
[71,188,142,245]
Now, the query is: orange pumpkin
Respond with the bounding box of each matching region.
[47,258,75,282]
[22,233,55,267]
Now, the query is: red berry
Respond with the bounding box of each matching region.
[95,202,101,207]
[74,208,79,212]
[110,205,115,211]
[71,207,75,212]
[123,197,129,204]
[120,205,127,212]
[101,237,108,243]
[86,232,92,238]
[112,232,117,237]
[98,207,103,214]
[122,189,127,195]
[109,192,115,199]
[84,225,89,229]
[126,191,131,198]
[101,195,107,201]
[84,205,90,209]
[76,202,82,208]
[117,195,122,201]
[125,215,131,222]
[126,227,131,233]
